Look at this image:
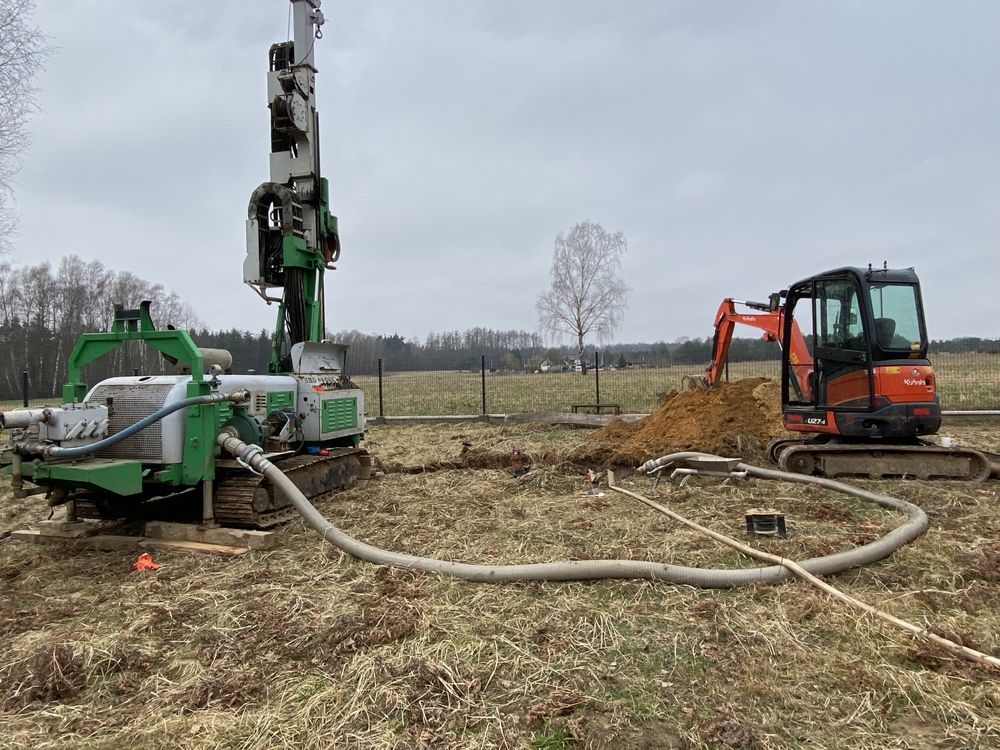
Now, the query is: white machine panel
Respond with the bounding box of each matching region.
[37,403,109,448]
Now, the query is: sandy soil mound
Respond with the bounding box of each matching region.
[588,378,789,465]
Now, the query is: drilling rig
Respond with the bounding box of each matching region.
[1,0,367,529]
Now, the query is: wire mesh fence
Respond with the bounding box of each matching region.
[355,351,1000,417]
[1,351,998,416]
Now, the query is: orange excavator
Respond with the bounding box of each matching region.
[700,265,995,480]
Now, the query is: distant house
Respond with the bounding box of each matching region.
[539,359,552,372]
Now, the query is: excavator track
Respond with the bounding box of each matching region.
[213,448,365,528]
[772,441,992,481]
[61,449,366,528]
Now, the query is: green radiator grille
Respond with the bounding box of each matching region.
[322,397,357,433]
[267,391,295,412]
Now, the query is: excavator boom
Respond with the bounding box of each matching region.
[703,298,812,400]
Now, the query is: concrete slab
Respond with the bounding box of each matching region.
[504,412,646,427]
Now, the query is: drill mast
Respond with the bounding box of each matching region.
[243,0,341,374]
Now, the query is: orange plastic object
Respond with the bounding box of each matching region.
[132,553,159,572]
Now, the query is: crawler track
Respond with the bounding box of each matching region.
[213,449,364,527]
[70,449,366,528]
[770,439,992,481]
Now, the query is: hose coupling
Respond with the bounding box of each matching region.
[239,443,264,466]
[15,441,55,457]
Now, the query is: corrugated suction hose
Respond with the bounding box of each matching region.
[218,435,928,588]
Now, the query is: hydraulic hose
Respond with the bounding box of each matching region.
[18,391,249,459]
[218,435,929,588]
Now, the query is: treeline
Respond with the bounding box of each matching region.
[0,257,201,399]
[931,338,1000,354]
[614,338,782,366]
[325,330,546,373]
[197,332,783,374]
[2,254,996,401]
[126,330,1000,377]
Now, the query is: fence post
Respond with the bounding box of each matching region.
[480,354,487,416]
[594,351,601,405]
[377,358,384,418]
[22,370,29,407]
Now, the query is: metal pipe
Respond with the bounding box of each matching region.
[0,408,49,429]
[218,436,929,588]
[480,354,487,416]
[202,479,215,526]
[594,351,600,405]
[377,358,384,418]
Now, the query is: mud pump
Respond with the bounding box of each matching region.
[1,0,367,528]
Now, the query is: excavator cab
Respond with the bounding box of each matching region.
[780,266,940,439]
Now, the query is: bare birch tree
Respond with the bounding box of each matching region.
[0,0,48,252]
[536,221,629,372]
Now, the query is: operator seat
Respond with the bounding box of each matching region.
[874,317,896,349]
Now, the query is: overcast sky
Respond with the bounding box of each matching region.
[13,0,999,343]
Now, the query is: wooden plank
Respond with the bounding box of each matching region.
[139,539,249,557]
[10,530,250,557]
[11,529,140,552]
[143,521,276,550]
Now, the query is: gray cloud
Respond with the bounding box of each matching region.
[15,0,999,342]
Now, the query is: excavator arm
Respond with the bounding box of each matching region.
[702,298,813,400]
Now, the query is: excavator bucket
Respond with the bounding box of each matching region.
[681,375,710,391]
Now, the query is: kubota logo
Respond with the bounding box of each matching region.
[904,378,926,386]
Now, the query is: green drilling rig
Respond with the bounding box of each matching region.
[1,0,367,529]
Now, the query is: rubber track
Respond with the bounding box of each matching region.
[214,449,363,528]
[777,443,991,481]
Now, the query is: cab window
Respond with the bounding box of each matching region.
[817,279,864,352]
[868,283,921,350]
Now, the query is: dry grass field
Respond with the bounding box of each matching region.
[1,419,999,749]
[353,354,1000,416]
[0,352,994,417]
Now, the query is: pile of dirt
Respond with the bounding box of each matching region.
[589,378,789,465]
